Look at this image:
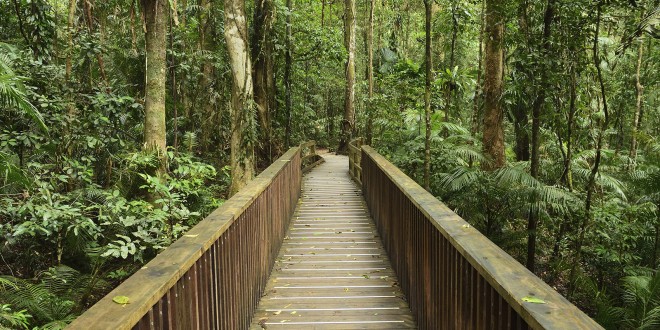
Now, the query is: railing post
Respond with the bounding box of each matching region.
[348,137,363,185]
[360,146,603,330]
[67,148,303,330]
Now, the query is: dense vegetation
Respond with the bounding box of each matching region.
[0,0,658,328]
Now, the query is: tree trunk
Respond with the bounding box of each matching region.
[143,0,168,173]
[284,0,293,148]
[423,0,432,191]
[365,0,374,145]
[252,0,276,161]
[571,3,609,289]
[65,0,77,159]
[526,0,555,273]
[224,0,256,195]
[481,0,505,170]
[83,0,108,86]
[513,104,530,161]
[560,68,577,191]
[199,0,215,154]
[471,0,485,136]
[444,3,457,125]
[629,35,644,165]
[337,0,356,154]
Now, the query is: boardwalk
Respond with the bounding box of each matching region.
[250,154,416,329]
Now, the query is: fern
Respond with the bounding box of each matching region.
[618,272,660,329]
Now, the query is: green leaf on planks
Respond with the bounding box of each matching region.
[522,296,546,304]
[113,296,130,305]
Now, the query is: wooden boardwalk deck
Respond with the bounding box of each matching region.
[250,154,416,329]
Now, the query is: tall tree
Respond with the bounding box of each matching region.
[471,0,485,136]
[423,0,432,190]
[365,0,375,145]
[252,0,277,159]
[224,0,256,195]
[526,0,555,273]
[199,0,215,153]
[481,0,505,170]
[337,0,356,154]
[143,0,168,173]
[571,1,610,288]
[284,0,293,148]
[629,31,645,165]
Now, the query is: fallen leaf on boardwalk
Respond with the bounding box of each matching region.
[290,311,297,315]
[363,274,370,279]
[184,234,198,238]
[112,296,130,305]
[273,311,282,315]
[522,296,546,304]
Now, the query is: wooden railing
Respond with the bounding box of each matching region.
[348,137,363,184]
[68,147,304,330]
[300,140,324,173]
[360,145,602,330]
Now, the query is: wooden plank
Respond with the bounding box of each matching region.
[250,154,415,329]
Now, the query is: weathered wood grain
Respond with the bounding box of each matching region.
[67,147,303,330]
[361,145,603,330]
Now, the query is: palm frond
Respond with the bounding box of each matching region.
[0,46,47,133]
[439,166,483,192]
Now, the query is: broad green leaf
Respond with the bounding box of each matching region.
[113,296,130,305]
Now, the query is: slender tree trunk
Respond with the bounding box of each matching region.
[198,0,215,153]
[471,0,485,136]
[252,0,276,161]
[12,0,38,58]
[513,1,530,162]
[445,3,457,125]
[66,0,77,84]
[65,0,77,158]
[337,0,356,154]
[224,0,256,195]
[284,0,293,148]
[571,3,609,289]
[365,0,374,145]
[130,1,138,51]
[560,68,577,191]
[423,0,432,190]
[653,219,659,269]
[169,7,178,152]
[629,36,644,165]
[526,0,555,273]
[321,0,325,28]
[481,0,505,170]
[83,0,108,86]
[143,0,168,173]
[513,105,530,161]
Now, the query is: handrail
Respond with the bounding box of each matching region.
[300,140,324,173]
[361,145,602,330]
[348,137,363,184]
[67,147,302,330]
